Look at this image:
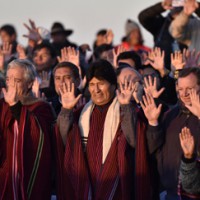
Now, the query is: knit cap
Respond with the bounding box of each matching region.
[125,19,140,36]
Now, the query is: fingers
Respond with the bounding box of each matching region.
[0,42,12,55]
[29,19,37,30]
[179,127,192,141]
[189,88,200,103]
[41,71,49,81]
[142,93,155,107]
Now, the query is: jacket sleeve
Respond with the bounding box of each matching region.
[138,2,165,36]
[180,156,200,194]
[120,104,137,148]
[146,124,164,154]
[57,107,74,145]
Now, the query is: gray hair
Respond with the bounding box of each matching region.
[7,59,37,84]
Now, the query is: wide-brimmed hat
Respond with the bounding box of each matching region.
[51,22,73,36]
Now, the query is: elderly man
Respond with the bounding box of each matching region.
[0,59,56,199]
[55,59,137,199]
[141,67,200,199]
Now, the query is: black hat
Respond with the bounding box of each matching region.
[51,22,73,36]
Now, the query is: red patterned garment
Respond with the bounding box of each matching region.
[0,98,56,200]
[54,104,156,200]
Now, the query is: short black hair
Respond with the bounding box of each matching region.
[93,44,113,60]
[179,67,200,85]
[117,51,142,70]
[87,59,117,86]
[0,24,16,36]
[96,29,107,36]
[53,62,80,80]
[33,41,56,58]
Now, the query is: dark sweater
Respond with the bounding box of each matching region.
[147,105,200,195]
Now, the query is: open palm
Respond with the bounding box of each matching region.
[117,77,135,105]
[59,81,82,109]
[140,93,162,125]
[179,127,195,159]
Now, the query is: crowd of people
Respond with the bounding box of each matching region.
[0,0,200,199]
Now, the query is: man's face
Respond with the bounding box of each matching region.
[54,67,78,95]
[88,77,115,106]
[51,33,66,43]
[0,31,13,43]
[117,68,143,102]
[129,29,141,46]
[117,68,140,84]
[6,67,30,97]
[96,35,106,47]
[177,73,200,105]
[33,48,54,72]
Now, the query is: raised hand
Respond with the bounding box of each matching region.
[16,44,27,59]
[59,81,82,110]
[179,127,195,159]
[140,93,162,125]
[185,89,200,118]
[0,42,12,62]
[171,51,185,71]
[105,29,114,44]
[184,0,199,16]
[146,47,166,76]
[144,76,165,98]
[57,47,69,63]
[32,77,41,98]
[116,76,136,105]
[23,19,42,42]
[112,45,126,68]
[58,47,80,66]
[57,46,81,75]
[183,49,200,68]
[39,71,50,89]
[2,76,18,106]
[162,0,172,10]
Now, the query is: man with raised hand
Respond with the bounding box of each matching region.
[55,59,136,200]
[0,59,56,200]
[141,67,200,199]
